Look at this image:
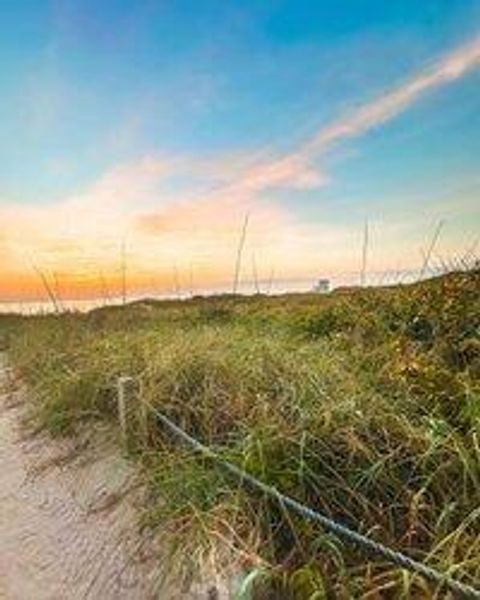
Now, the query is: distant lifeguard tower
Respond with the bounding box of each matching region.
[313,278,330,293]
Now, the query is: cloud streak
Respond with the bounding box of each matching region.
[137,36,480,249]
[305,36,480,152]
[229,36,480,193]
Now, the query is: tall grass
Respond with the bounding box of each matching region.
[2,270,479,598]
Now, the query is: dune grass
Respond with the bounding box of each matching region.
[1,270,479,598]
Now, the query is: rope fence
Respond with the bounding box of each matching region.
[117,377,480,599]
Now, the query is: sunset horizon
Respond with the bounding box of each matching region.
[1,2,479,305]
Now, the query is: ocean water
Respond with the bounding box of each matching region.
[0,269,423,315]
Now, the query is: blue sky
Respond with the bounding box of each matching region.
[0,1,479,298]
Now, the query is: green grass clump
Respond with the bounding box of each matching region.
[1,270,479,598]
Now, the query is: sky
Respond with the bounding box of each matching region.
[1,0,479,301]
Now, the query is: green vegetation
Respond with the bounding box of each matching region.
[1,270,479,598]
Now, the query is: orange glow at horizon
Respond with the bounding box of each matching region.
[0,159,475,303]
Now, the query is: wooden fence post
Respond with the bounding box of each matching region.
[117,376,133,442]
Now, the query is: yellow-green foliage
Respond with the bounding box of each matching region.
[2,271,479,598]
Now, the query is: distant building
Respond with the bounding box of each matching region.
[313,278,330,293]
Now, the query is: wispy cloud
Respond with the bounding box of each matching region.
[228,36,480,193]
[135,37,480,258]
[305,36,480,152]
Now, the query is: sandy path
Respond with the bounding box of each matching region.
[0,356,168,600]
